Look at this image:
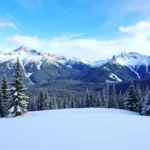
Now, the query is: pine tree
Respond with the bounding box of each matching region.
[102,88,107,108]
[104,83,109,108]
[1,75,9,114]
[37,91,44,110]
[135,84,141,111]
[117,91,124,109]
[86,91,96,107]
[8,58,28,116]
[96,91,102,107]
[51,99,58,109]
[110,84,118,108]
[124,82,138,112]
[0,91,5,117]
[141,88,150,116]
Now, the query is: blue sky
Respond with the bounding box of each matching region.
[1,0,150,60]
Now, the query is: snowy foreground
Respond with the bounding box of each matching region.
[0,108,150,150]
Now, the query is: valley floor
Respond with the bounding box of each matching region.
[0,108,150,150]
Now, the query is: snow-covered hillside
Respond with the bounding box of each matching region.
[0,108,150,150]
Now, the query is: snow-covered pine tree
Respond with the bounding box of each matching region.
[110,84,118,108]
[8,58,28,116]
[0,91,5,117]
[135,84,142,112]
[51,99,58,109]
[124,82,138,112]
[1,75,9,114]
[141,87,150,116]
[102,88,107,108]
[37,91,45,110]
[96,91,102,107]
[70,99,75,108]
[86,91,96,107]
[117,90,124,109]
[104,83,109,108]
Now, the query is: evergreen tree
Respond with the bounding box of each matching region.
[124,82,138,112]
[0,91,5,117]
[110,84,118,108]
[117,91,124,109]
[8,58,28,116]
[96,91,102,107]
[1,75,9,114]
[70,99,75,108]
[51,99,58,109]
[141,88,150,116]
[135,84,142,111]
[102,88,107,108]
[104,83,109,108]
[86,91,96,107]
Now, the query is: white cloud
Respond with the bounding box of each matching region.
[4,21,150,61]
[4,35,48,49]
[52,33,86,41]
[0,21,18,30]
[0,14,19,30]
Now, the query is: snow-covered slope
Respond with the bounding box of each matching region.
[0,108,150,150]
[60,57,91,71]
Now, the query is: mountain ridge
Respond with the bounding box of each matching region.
[1,46,150,84]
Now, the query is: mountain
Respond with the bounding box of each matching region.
[0,46,81,84]
[92,52,150,79]
[59,52,150,83]
[1,46,150,84]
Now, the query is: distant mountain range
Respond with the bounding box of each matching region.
[1,46,150,84]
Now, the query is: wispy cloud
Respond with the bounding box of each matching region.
[0,14,19,30]
[4,35,48,48]
[4,21,150,61]
[0,21,18,30]
[52,33,86,41]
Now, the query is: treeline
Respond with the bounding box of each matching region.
[28,82,150,116]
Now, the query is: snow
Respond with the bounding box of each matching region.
[109,73,123,82]
[129,66,141,79]
[92,52,150,75]
[91,59,111,67]
[60,57,91,68]
[26,72,33,77]
[0,108,150,150]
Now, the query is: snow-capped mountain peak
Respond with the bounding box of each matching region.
[13,46,29,53]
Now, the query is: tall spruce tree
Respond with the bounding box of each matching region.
[110,84,118,108]
[141,87,150,115]
[8,58,28,116]
[0,91,5,117]
[1,75,9,114]
[117,91,124,109]
[96,91,102,107]
[135,84,141,111]
[124,82,138,112]
[86,91,96,107]
[37,91,44,110]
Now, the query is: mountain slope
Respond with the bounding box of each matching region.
[0,46,78,84]
[92,52,150,80]
[59,52,150,83]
